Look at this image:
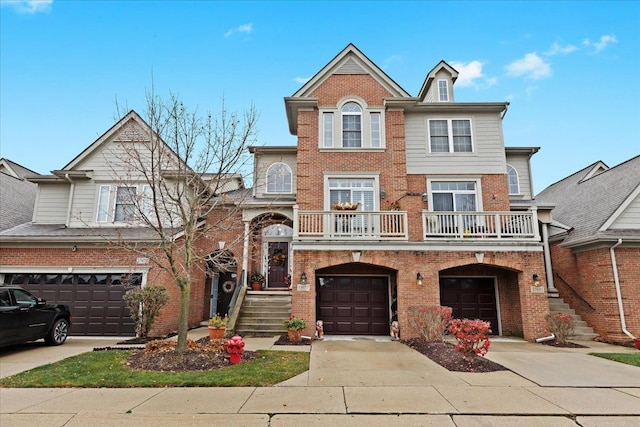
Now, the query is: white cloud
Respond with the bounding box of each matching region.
[294,77,310,84]
[583,34,618,53]
[506,53,551,80]
[381,54,402,70]
[449,60,497,89]
[1,0,53,14]
[224,23,253,38]
[545,42,578,56]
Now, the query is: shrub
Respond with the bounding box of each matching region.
[123,285,170,338]
[407,306,453,341]
[283,316,306,331]
[448,319,492,361]
[547,313,575,343]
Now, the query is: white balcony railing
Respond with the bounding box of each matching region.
[294,208,408,240]
[422,210,539,240]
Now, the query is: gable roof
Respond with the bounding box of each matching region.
[536,155,640,247]
[417,60,459,101]
[284,44,412,135]
[0,158,41,179]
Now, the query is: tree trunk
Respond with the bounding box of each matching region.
[176,280,191,352]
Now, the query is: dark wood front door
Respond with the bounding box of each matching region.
[439,277,499,335]
[267,242,289,288]
[317,276,389,335]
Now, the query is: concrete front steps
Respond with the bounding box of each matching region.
[235,290,291,337]
[548,297,599,340]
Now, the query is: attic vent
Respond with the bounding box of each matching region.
[335,58,367,74]
[113,122,148,142]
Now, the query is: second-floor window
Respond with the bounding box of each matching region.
[266,162,292,193]
[507,164,520,195]
[328,178,375,211]
[342,102,362,147]
[96,184,152,223]
[428,119,473,153]
[431,181,477,212]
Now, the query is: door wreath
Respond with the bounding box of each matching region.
[221,280,235,293]
[272,248,287,267]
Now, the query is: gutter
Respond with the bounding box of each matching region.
[610,239,636,339]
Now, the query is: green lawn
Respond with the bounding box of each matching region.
[0,350,309,388]
[590,352,640,367]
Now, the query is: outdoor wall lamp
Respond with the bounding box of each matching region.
[532,274,541,286]
[301,272,307,285]
[416,272,423,286]
[380,188,386,199]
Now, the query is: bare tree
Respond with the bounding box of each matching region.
[107,92,258,352]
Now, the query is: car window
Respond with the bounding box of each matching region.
[13,289,38,307]
[0,289,11,306]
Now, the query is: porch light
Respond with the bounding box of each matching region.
[416,272,423,286]
[532,274,541,286]
[301,272,307,285]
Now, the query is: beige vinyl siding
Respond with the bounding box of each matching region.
[505,153,534,199]
[253,153,297,198]
[405,112,506,175]
[610,194,640,229]
[33,183,70,224]
[68,182,104,227]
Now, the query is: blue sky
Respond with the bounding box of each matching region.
[1,0,638,192]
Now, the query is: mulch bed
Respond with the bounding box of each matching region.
[273,334,312,346]
[124,337,256,372]
[403,339,508,373]
[539,339,588,348]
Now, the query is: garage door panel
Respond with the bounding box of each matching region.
[440,277,499,335]
[317,276,389,335]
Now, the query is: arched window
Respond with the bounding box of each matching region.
[341,102,362,147]
[266,162,292,193]
[507,164,520,195]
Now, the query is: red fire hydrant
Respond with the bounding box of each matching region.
[225,334,245,364]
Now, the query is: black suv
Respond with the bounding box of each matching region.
[0,285,72,348]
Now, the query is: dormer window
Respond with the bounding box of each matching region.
[507,164,520,195]
[438,80,449,102]
[342,102,362,147]
[266,162,292,193]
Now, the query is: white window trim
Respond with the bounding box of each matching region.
[94,184,144,225]
[506,164,520,195]
[323,173,380,211]
[426,177,483,212]
[265,162,293,194]
[318,98,386,149]
[427,118,474,153]
[438,79,449,102]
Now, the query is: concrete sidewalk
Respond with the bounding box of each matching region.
[1,331,639,426]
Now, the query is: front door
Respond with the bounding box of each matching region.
[267,242,289,288]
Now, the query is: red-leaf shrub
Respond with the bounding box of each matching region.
[448,319,492,361]
[407,306,453,341]
[547,313,575,343]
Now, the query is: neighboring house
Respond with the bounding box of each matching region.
[536,156,640,343]
[0,45,555,341]
[0,158,39,232]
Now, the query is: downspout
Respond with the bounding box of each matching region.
[64,174,75,227]
[610,239,635,339]
[242,221,250,288]
[541,223,558,295]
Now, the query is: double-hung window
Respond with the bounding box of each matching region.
[438,80,449,102]
[96,184,151,223]
[266,162,292,193]
[428,119,472,152]
[342,102,362,147]
[114,187,136,222]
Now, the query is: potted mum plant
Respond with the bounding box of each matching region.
[249,272,265,291]
[283,316,306,342]
[208,314,228,339]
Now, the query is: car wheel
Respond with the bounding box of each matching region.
[45,318,69,345]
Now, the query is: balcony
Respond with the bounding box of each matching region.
[422,211,539,241]
[294,208,408,240]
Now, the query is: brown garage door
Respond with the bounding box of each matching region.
[439,277,499,335]
[6,273,139,336]
[317,276,389,335]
